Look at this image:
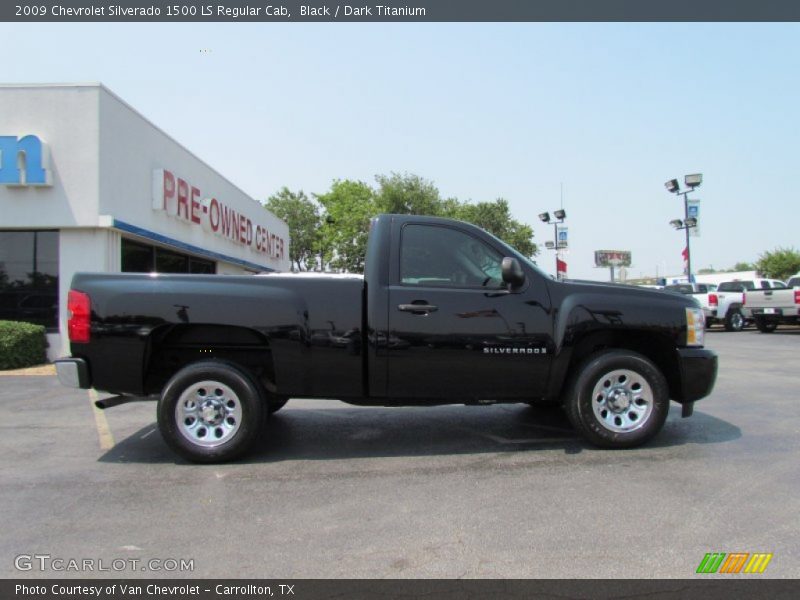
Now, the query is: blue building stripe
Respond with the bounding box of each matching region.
[112,219,276,272]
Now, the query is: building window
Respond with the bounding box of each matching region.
[0,231,59,330]
[121,238,216,275]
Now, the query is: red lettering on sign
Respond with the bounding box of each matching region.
[177,178,189,220]
[162,170,176,212]
[190,187,201,224]
[208,198,220,232]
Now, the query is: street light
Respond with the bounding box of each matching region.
[664,174,702,282]
[540,209,567,279]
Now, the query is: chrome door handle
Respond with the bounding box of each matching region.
[398,303,438,314]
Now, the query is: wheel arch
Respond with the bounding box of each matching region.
[558,329,682,402]
[144,323,276,397]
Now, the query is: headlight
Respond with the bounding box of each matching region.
[685,307,705,347]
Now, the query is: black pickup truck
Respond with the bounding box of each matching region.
[56,214,717,462]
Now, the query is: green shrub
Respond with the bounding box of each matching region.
[0,321,47,370]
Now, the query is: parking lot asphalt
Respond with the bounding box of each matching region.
[1,328,798,579]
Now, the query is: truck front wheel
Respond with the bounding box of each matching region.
[564,350,670,449]
[157,361,265,463]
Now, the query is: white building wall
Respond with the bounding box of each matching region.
[1,83,291,362]
[0,85,101,227]
[97,87,289,274]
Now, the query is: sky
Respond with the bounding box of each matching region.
[3,22,799,280]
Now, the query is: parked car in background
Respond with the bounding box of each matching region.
[713,279,788,331]
[663,283,718,324]
[744,274,800,332]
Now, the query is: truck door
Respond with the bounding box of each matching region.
[386,222,553,401]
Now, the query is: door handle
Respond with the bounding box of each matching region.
[398,303,438,315]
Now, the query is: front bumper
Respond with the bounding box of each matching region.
[676,347,718,402]
[54,358,91,389]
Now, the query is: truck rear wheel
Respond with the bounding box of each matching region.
[564,350,669,449]
[724,307,745,332]
[754,317,778,333]
[157,361,265,463]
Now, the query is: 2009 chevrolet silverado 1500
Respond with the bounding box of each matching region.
[56,214,718,462]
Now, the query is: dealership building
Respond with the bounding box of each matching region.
[0,84,290,359]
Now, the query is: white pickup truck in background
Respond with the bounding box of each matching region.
[711,279,788,331]
[663,283,718,324]
[744,274,800,332]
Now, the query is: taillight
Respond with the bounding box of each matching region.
[795,289,800,305]
[742,292,746,307]
[67,290,91,343]
[708,293,718,307]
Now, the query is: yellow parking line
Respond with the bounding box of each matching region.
[88,389,115,450]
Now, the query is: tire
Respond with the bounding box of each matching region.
[564,350,670,449]
[754,317,778,333]
[268,398,289,414]
[724,307,745,332]
[157,361,265,463]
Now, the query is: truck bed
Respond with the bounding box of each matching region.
[70,272,365,397]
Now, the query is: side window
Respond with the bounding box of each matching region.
[772,281,786,289]
[400,224,504,288]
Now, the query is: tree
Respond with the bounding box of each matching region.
[375,172,442,215]
[452,199,538,258]
[315,180,377,272]
[264,188,320,271]
[729,262,756,272]
[756,247,800,280]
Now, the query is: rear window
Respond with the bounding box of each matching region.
[718,281,755,292]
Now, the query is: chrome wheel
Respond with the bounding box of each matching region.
[591,369,654,433]
[175,380,242,448]
[729,311,744,330]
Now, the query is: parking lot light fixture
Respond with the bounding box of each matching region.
[684,173,703,188]
[540,208,567,279]
[664,173,703,282]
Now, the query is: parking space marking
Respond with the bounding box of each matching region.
[88,389,115,450]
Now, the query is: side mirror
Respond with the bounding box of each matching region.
[501,257,525,288]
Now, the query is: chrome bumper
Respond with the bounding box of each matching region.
[54,358,90,389]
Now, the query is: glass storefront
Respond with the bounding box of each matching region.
[121,238,216,274]
[0,231,59,330]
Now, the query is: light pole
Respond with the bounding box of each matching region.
[664,174,702,283]
[539,209,566,279]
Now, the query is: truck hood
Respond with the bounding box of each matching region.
[559,279,701,308]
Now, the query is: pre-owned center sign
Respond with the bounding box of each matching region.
[152,168,285,261]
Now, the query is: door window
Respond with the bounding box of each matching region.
[400,224,503,288]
